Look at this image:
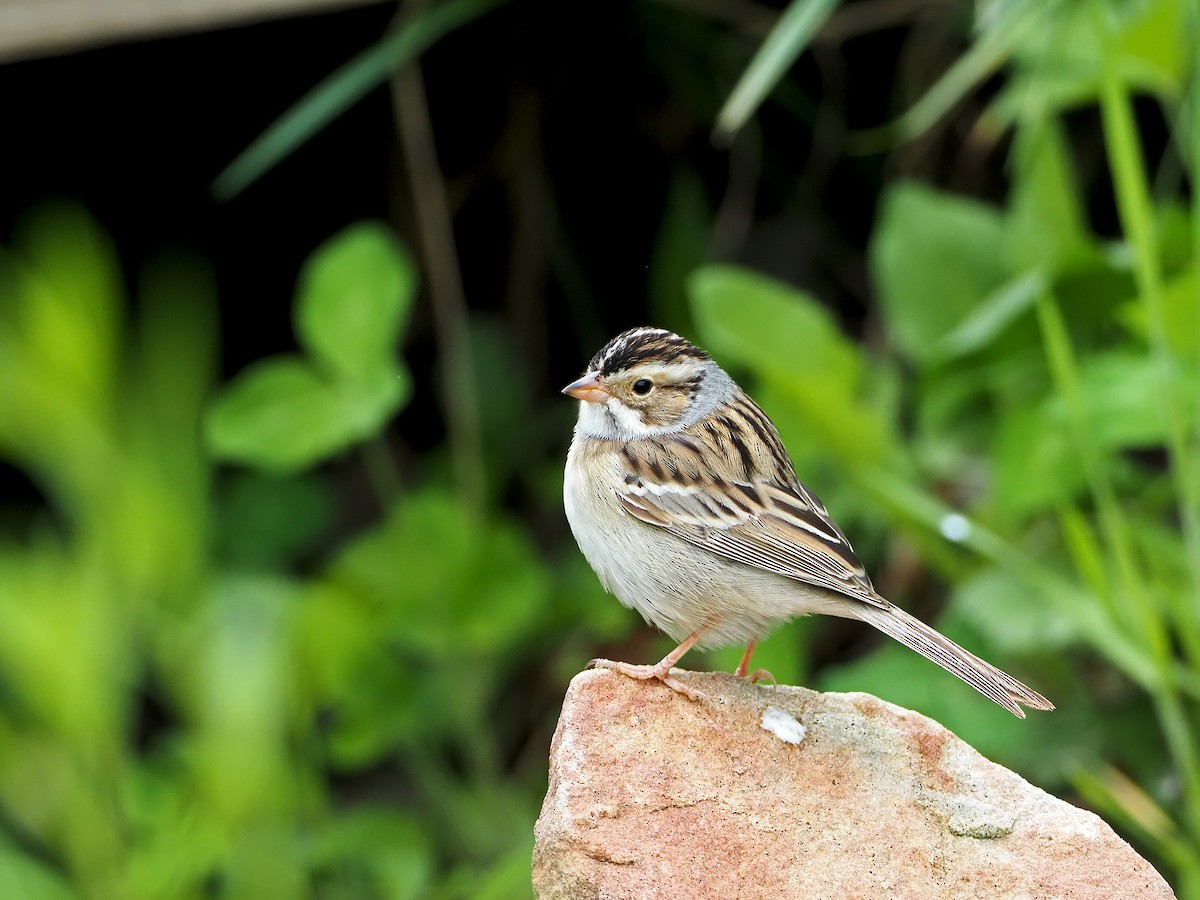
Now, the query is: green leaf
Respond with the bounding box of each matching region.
[990,350,1172,518]
[6,203,123,409]
[1072,350,1176,448]
[296,222,416,381]
[1114,0,1189,95]
[216,472,333,568]
[690,264,859,382]
[690,264,893,468]
[991,403,1083,518]
[714,0,840,140]
[951,569,1078,654]
[326,487,551,658]
[933,270,1046,361]
[1125,267,1200,362]
[0,837,76,900]
[1005,118,1093,274]
[871,182,1009,366]
[204,356,408,473]
[212,0,503,200]
[312,808,433,899]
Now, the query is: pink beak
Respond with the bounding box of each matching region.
[562,371,609,403]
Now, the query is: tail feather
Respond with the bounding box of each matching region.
[853,602,1053,718]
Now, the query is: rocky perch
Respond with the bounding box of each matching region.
[533,669,1173,899]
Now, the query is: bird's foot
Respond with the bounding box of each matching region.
[588,657,706,701]
[740,668,777,686]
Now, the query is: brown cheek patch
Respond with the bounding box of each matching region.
[638,387,691,428]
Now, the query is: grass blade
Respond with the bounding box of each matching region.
[850,0,1038,151]
[212,0,502,201]
[713,0,840,142]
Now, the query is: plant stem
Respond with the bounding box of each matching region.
[1093,3,1200,842]
[390,32,486,515]
[1033,291,1162,655]
[1096,11,1200,669]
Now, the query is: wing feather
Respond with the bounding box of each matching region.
[619,473,886,609]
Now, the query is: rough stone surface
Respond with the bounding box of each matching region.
[533,669,1174,900]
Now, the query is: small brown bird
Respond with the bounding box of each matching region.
[563,326,1053,717]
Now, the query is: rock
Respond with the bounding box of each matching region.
[532,669,1174,899]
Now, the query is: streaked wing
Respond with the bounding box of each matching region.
[616,425,885,609]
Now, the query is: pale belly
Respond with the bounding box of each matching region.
[563,443,844,648]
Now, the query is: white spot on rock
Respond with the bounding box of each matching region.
[761,706,806,744]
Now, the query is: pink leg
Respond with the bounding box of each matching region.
[734,638,775,685]
[589,625,714,700]
[734,640,758,677]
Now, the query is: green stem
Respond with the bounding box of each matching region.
[1033,290,1163,656]
[1154,687,1200,853]
[391,44,487,515]
[1096,10,1200,669]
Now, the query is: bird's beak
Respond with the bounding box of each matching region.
[562,371,609,403]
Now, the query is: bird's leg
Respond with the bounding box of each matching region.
[734,638,776,686]
[589,624,713,700]
[734,639,757,677]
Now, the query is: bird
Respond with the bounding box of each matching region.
[562,326,1053,718]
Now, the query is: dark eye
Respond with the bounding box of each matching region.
[632,378,653,395]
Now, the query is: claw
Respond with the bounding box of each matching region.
[742,668,776,686]
[589,657,706,701]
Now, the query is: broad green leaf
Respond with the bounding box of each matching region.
[1113,0,1189,98]
[871,182,1009,366]
[690,264,892,468]
[296,222,416,380]
[714,0,840,140]
[204,356,408,473]
[689,265,859,381]
[1072,350,1176,448]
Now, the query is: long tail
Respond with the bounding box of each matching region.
[853,602,1053,718]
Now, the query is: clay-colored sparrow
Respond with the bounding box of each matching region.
[563,326,1052,718]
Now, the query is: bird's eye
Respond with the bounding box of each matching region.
[632,378,653,395]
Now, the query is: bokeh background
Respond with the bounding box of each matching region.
[1,0,1198,896]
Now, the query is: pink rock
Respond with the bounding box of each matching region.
[533,669,1173,899]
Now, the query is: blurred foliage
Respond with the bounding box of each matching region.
[1,0,1199,897]
[0,211,628,897]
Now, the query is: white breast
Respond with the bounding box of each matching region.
[563,434,838,649]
